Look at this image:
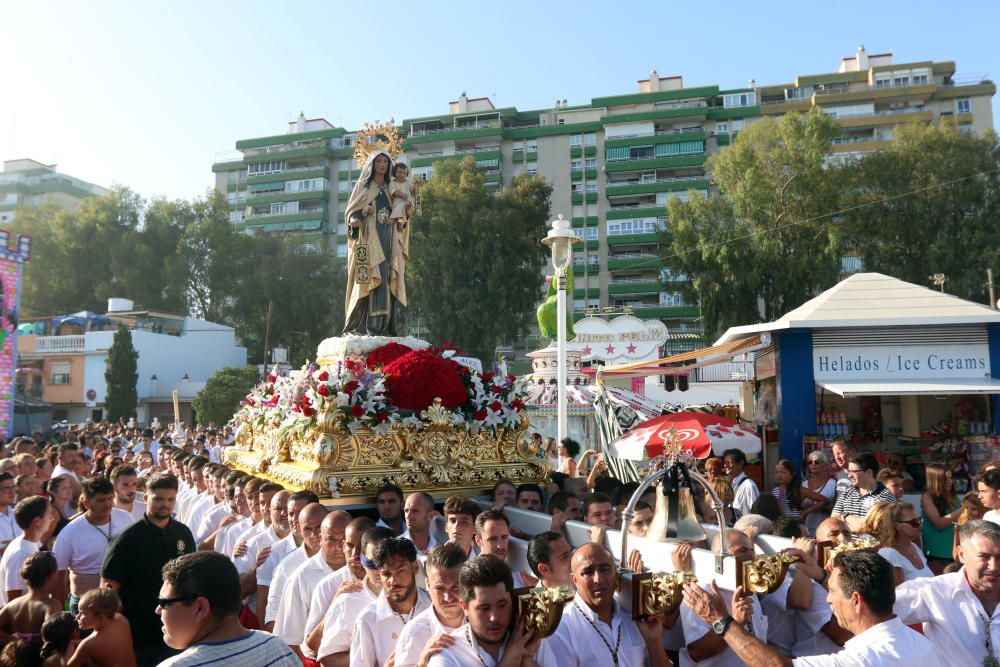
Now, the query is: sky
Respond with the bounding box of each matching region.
[2,0,998,202]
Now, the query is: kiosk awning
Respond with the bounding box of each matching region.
[599,335,765,379]
[816,378,1000,397]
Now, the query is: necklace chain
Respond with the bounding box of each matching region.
[88,514,113,543]
[978,609,999,667]
[390,598,416,626]
[465,625,490,667]
[574,601,622,667]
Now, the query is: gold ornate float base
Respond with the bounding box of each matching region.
[225,400,549,503]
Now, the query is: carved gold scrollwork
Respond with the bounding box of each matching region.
[634,571,697,620]
[514,586,574,638]
[818,536,880,569]
[739,551,798,595]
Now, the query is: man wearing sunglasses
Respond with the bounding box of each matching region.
[830,454,897,533]
[157,551,298,666]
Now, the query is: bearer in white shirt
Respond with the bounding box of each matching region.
[473,509,528,589]
[683,547,945,666]
[316,525,393,665]
[394,542,468,667]
[110,465,146,524]
[350,537,432,667]
[273,507,349,654]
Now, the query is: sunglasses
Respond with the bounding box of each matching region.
[896,518,922,528]
[808,459,823,464]
[157,594,199,608]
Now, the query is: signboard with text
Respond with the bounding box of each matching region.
[568,315,668,364]
[813,344,991,381]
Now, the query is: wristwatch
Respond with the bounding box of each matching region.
[712,615,734,636]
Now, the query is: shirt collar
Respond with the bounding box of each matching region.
[732,472,747,486]
[572,592,622,633]
[843,616,904,652]
[374,588,428,621]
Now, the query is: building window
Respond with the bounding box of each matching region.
[912,74,928,85]
[50,361,70,385]
[526,167,538,176]
[584,133,597,146]
[571,159,583,170]
[585,158,596,169]
[957,98,972,114]
[229,211,244,223]
[570,135,582,147]
[573,228,598,241]
[715,122,729,135]
[893,76,909,88]
[722,92,756,108]
[248,160,284,175]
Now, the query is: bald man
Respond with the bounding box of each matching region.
[274,509,350,655]
[680,530,768,666]
[543,542,670,667]
[815,517,852,546]
[263,502,327,630]
[235,489,290,626]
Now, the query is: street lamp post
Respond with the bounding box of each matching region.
[542,214,580,446]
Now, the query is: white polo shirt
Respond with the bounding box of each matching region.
[316,578,379,660]
[0,506,19,546]
[894,568,1000,666]
[542,593,649,667]
[264,544,310,625]
[792,616,945,665]
[216,516,250,560]
[731,472,760,518]
[395,605,463,667]
[257,532,298,588]
[428,624,556,667]
[53,509,133,577]
[400,529,439,556]
[679,582,768,667]
[0,535,40,602]
[194,501,231,543]
[349,589,431,667]
[234,524,281,575]
[302,565,354,646]
[273,551,335,647]
[761,570,837,658]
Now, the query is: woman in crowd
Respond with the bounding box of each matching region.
[772,458,830,522]
[921,462,961,573]
[703,457,724,481]
[863,501,933,584]
[45,476,73,538]
[952,490,986,560]
[802,450,837,536]
[558,438,581,477]
[542,437,559,471]
[703,475,735,526]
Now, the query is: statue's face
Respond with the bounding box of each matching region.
[373,154,389,175]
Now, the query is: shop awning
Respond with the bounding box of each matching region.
[598,335,766,380]
[816,378,1000,397]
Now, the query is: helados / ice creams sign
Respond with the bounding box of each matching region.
[813,344,990,381]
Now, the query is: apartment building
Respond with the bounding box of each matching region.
[0,159,108,224]
[212,48,995,339]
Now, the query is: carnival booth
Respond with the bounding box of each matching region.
[716,273,1000,492]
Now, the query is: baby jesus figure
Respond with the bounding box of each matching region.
[388,162,419,232]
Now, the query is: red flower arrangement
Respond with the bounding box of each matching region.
[382,349,469,410]
[365,342,413,371]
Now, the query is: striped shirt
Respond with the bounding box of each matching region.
[158,630,298,667]
[832,481,896,518]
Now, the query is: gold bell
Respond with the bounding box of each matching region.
[646,465,708,543]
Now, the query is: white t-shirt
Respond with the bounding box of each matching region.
[983,509,1000,526]
[791,617,945,666]
[302,565,354,644]
[0,536,40,601]
[257,533,297,587]
[118,501,146,524]
[193,502,230,543]
[234,525,280,575]
[51,464,79,482]
[349,589,431,667]
[53,509,134,576]
[0,506,19,546]
[878,546,934,583]
[395,606,462,667]
[264,545,310,626]
[216,516,251,561]
[273,552,334,648]
[316,579,379,660]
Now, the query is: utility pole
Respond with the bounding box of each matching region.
[262,300,273,377]
[988,268,997,310]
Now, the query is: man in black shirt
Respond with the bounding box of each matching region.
[102,472,195,667]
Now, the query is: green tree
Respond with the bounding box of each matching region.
[409,157,551,359]
[231,235,345,366]
[193,366,260,425]
[663,109,845,337]
[105,325,138,421]
[842,120,1000,301]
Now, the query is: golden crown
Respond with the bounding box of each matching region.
[353,120,404,166]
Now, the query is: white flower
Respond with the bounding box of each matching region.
[373,422,392,437]
[347,419,364,433]
[335,392,350,407]
[402,415,424,430]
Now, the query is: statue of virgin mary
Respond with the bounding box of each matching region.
[342,149,409,336]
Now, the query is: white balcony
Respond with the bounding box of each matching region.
[35,335,85,353]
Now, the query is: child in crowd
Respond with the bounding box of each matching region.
[877,468,906,499]
[66,588,135,667]
[0,552,62,644]
[39,612,78,667]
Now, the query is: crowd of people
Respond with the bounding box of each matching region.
[0,422,993,666]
